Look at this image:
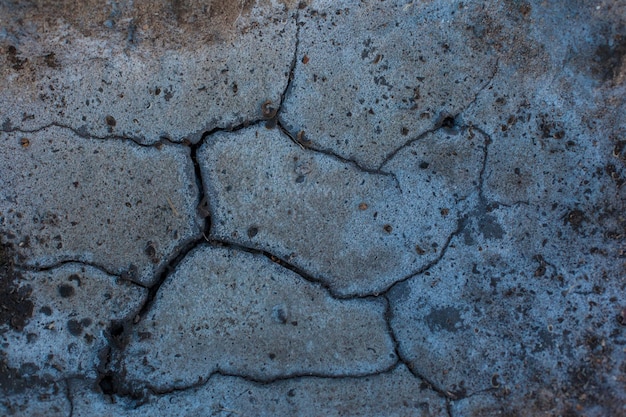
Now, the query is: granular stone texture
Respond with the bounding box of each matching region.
[117,245,395,392]
[0,0,624,416]
[199,125,482,297]
[0,126,201,286]
[70,365,447,417]
[1,263,146,386]
[0,0,296,144]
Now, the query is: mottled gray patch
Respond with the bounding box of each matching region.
[478,215,505,239]
[425,307,464,333]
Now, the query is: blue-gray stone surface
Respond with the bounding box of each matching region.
[1,0,624,416]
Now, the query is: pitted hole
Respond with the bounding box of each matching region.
[110,322,124,337]
[98,374,116,395]
[441,116,455,128]
[67,319,83,336]
[58,284,75,298]
[247,226,259,238]
[108,321,126,346]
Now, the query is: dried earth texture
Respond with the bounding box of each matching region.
[0,1,625,416]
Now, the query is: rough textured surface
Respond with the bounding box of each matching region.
[70,365,447,417]
[1,263,146,387]
[1,381,69,417]
[280,0,498,170]
[117,245,395,392]
[199,125,482,296]
[0,126,201,286]
[0,0,296,144]
[0,0,625,415]
[388,203,626,413]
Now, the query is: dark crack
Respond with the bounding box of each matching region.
[12,260,146,288]
[65,378,74,417]
[447,400,454,417]
[382,293,455,406]
[92,138,210,395]
[383,292,462,402]
[378,126,440,170]
[206,239,365,301]
[195,117,269,140]
[460,57,500,119]
[379,210,468,299]
[277,10,301,114]
[378,58,499,172]
[276,120,402,190]
[111,362,406,402]
[0,122,157,149]
[132,151,208,322]
[377,112,467,171]
[272,12,402,190]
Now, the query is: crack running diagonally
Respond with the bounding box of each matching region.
[276,120,403,191]
[377,57,500,172]
[381,294,457,406]
[382,292,465,402]
[205,239,349,300]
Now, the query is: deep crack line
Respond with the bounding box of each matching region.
[115,363,406,400]
[269,11,404,188]
[65,378,74,417]
[0,121,155,148]
[275,119,402,189]
[206,238,374,301]
[278,9,301,112]
[379,210,469,299]
[116,140,212,328]
[377,123,492,298]
[12,259,147,287]
[383,293,461,402]
[380,293,453,404]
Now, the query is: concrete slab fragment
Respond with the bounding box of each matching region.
[0,126,201,286]
[1,263,146,386]
[280,0,497,169]
[71,365,447,417]
[388,203,626,414]
[118,245,395,392]
[199,125,482,296]
[0,0,296,144]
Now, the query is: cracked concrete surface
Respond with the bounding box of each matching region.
[199,125,481,297]
[1,0,625,416]
[0,125,201,286]
[119,245,395,392]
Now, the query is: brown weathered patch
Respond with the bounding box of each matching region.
[0,0,291,52]
[0,242,34,331]
[0,359,47,394]
[593,35,626,82]
[5,45,27,71]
